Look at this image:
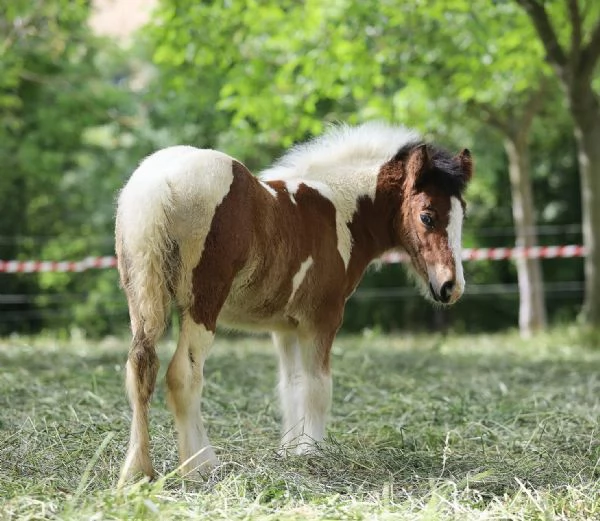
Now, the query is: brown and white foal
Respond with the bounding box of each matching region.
[115,122,473,480]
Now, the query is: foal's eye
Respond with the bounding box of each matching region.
[420,213,434,228]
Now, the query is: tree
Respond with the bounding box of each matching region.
[516,0,600,325]
[143,0,583,335]
[477,84,549,334]
[386,0,552,335]
[0,0,147,335]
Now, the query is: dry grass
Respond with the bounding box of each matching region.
[1,327,600,519]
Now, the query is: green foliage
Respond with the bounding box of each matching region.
[0,1,150,335]
[0,0,589,335]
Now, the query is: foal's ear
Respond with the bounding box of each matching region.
[406,144,431,185]
[456,148,473,182]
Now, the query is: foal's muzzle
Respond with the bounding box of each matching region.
[429,278,462,304]
[427,263,464,305]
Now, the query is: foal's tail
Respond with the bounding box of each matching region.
[116,155,179,340]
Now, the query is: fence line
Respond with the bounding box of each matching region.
[0,281,586,306]
[0,245,586,325]
[0,245,586,273]
[0,282,585,324]
[0,223,584,245]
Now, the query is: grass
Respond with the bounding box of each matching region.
[1,327,600,519]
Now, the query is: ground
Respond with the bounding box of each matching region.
[1,328,600,520]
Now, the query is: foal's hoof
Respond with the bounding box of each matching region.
[295,443,320,456]
[278,441,320,458]
[119,465,156,486]
[179,452,219,479]
[119,452,155,485]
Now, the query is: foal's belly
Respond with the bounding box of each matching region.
[216,272,299,333]
[217,305,295,333]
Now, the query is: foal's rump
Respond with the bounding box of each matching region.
[115,146,237,337]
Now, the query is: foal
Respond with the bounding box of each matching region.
[115,122,473,480]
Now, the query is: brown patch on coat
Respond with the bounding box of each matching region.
[239,179,307,319]
[190,169,343,372]
[240,179,345,335]
[190,161,253,332]
[346,159,403,294]
[291,183,345,334]
[189,162,343,337]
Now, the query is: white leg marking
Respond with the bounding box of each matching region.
[294,336,332,455]
[166,317,218,476]
[447,197,465,291]
[274,333,304,451]
[287,257,314,305]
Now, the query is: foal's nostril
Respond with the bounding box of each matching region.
[440,281,454,303]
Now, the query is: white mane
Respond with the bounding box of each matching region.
[259,122,420,271]
[259,122,420,182]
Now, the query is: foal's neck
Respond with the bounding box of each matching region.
[345,164,406,284]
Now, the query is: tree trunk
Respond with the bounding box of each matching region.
[571,91,600,325]
[514,0,600,326]
[504,136,547,336]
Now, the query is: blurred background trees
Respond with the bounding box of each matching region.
[516,0,600,324]
[0,0,596,337]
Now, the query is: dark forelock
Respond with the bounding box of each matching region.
[395,142,468,197]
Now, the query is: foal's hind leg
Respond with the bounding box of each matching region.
[166,313,217,476]
[122,328,160,480]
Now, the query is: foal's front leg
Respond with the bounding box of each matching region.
[166,315,217,476]
[274,332,303,451]
[275,331,334,454]
[295,332,334,453]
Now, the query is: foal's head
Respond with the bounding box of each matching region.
[395,143,473,305]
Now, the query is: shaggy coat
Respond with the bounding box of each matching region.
[115,122,473,479]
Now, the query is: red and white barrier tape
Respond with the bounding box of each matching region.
[0,245,586,273]
[0,256,117,273]
[383,244,586,263]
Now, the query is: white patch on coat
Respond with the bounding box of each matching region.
[117,146,235,316]
[260,122,420,269]
[447,197,465,291]
[288,257,313,305]
[260,181,278,198]
[285,179,334,200]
